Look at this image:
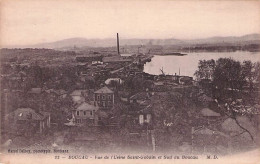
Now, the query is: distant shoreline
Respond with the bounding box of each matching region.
[155,53,187,56]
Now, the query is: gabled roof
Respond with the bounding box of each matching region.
[154,81,164,86]
[70,90,87,96]
[27,88,42,94]
[201,108,221,117]
[221,118,244,133]
[5,108,49,121]
[130,92,149,100]
[45,89,67,95]
[94,86,113,94]
[76,102,98,111]
[194,127,229,137]
[105,78,123,85]
[140,105,152,114]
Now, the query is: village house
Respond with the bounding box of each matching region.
[201,108,221,118]
[139,105,152,126]
[129,92,151,104]
[200,108,222,124]
[73,102,99,126]
[192,126,230,154]
[94,86,114,109]
[27,88,43,94]
[153,81,168,92]
[44,89,67,99]
[178,76,193,85]
[5,108,50,135]
[105,78,123,85]
[70,90,88,104]
[120,53,136,57]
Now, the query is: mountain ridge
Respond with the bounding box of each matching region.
[5,33,260,49]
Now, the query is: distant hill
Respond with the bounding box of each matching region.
[6,33,260,49]
[185,33,260,45]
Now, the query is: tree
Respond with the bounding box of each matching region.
[253,62,260,84]
[241,60,254,92]
[213,58,245,99]
[151,92,193,150]
[194,59,215,81]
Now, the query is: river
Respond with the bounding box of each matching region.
[143,51,260,77]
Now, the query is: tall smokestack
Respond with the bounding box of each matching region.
[117,33,120,55]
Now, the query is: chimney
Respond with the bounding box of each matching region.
[117,33,120,56]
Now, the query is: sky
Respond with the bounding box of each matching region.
[1,0,260,46]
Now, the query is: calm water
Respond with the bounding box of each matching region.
[143,51,260,77]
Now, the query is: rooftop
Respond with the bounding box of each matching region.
[201,108,221,117]
[27,88,42,94]
[5,108,49,121]
[75,102,98,111]
[70,90,87,96]
[94,86,113,94]
[130,92,150,100]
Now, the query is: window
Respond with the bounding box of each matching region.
[102,95,106,100]
[108,95,111,100]
[84,111,86,115]
[90,111,93,116]
[108,101,112,106]
[102,101,106,107]
[144,114,147,120]
[76,111,80,116]
[97,95,100,100]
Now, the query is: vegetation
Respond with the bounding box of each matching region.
[195,58,260,116]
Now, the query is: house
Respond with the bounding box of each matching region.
[105,78,123,85]
[3,72,27,89]
[120,53,135,57]
[129,92,150,104]
[73,102,99,126]
[139,105,152,126]
[45,89,67,99]
[179,76,193,85]
[153,81,168,92]
[53,89,67,98]
[201,108,221,117]
[92,61,103,65]
[192,126,229,154]
[5,108,50,135]
[70,90,88,104]
[198,94,214,106]
[94,86,114,109]
[27,88,43,94]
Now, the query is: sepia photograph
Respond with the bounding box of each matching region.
[0,0,260,163]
